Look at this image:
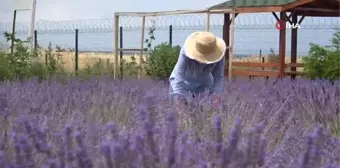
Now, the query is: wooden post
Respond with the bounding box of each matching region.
[28,0,37,50]
[114,14,119,79]
[75,29,79,72]
[206,12,210,31]
[291,12,298,79]
[119,26,123,79]
[223,13,230,77]
[278,12,286,78]
[228,10,235,81]
[139,16,146,79]
[10,10,17,55]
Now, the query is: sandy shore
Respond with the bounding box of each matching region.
[36,52,303,71]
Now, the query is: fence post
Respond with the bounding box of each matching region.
[34,30,38,49]
[34,30,38,57]
[119,26,123,79]
[260,49,264,70]
[262,57,268,80]
[139,16,146,79]
[259,49,262,62]
[169,25,172,46]
[75,29,79,72]
[10,10,17,55]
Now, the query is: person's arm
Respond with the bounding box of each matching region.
[211,56,225,94]
[169,49,188,100]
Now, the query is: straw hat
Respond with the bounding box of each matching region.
[184,31,226,64]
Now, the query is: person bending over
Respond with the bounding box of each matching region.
[169,31,226,108]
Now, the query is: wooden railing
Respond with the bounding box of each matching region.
[230,62,304,77]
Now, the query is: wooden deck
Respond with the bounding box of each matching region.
[229,61,304,78]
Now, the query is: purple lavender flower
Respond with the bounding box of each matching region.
[165,111,177,168]
[100,142,113,168]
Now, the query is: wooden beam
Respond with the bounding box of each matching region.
[286,14,293,24]
[114,14,119,79]
[282,0,315,11]
[228,11,235,81]
[232,62,279,68]
[211,0,327,14]
[232,62,303,68]
[229,13,239,25]
[291,12,298,80]
[227,13,237,25]
[285,12,293,24]
[309,0,335,9]
[223,13,230,77]
[296,11,340,17]
[115,9,212,16]
[139,16,146,79]
[298,15,305,24]
[209,9,235,14]
[286,63,304,68]
[278,12,286,78]
[272,12,280,21]
[206,13,210,31]
[235,6,282,13]
[308,2,335,9]
[294,7,340,13]
[232,70,279,77]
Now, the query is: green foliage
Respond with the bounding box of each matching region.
[142,19,181,80]
[0,51,14,81]
[145,43,181,80]
[0,31,148,81]
[121,56,140,78]
[0,32,119,82]
[145,19,156,51]
[303,29,340,81]
[1,32,48,81]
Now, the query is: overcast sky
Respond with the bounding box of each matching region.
[0,0,225,22]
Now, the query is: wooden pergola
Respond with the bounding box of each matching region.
[209,0,340,79]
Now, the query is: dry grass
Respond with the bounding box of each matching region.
[36,52,147,71]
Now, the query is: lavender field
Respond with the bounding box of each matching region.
[0,77,339,168]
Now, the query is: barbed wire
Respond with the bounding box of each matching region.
[0,14,339,34]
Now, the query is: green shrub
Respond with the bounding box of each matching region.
[303,29,340,81]
[27,61,49,81]
[145,43,181,80]
[0,51,14,81]
[0,32,67,82]
[1,28,181,81]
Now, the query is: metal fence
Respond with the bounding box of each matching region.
[0,13,339,54]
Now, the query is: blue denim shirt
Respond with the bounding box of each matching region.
[169,49,225,98]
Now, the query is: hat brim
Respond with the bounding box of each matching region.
[183,32,226,64]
